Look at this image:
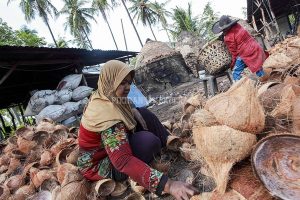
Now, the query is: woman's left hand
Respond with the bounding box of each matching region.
[132,108,148,130]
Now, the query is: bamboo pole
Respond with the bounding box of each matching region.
[265,0,283,40]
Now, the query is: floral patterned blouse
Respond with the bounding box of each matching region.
[77,122,168,195]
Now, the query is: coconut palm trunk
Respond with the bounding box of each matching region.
[121,0,143,47]
[146,17,157,41]
[41,13,58,47]
[83,28,94,49]
[105,18,119,50]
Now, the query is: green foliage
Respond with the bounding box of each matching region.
[198,2,219,40]
[0,19,46,46]
[48,37,70,48]
[129,0,158,26]
[169,3,199,39]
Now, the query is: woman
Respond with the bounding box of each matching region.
[77,60,199,200]
[212,15,271,82]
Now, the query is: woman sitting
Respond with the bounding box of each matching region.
[77,60,199,200]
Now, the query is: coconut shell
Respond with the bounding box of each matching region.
[111,182,127,197]
[193,125,257,194]
[15,127,35,140]
[129,180,146,194]
[210,189,247,200]
[230,165,274,200]
[161,121,172,130]
[252,134,300,200]
[61,170,83,187]
[205,78,265,134]
[51,138,75,156]
[292,98,300,134]
[11,149,26,159]
[0,165,8,174]
[166,136,182,151]
[0,154,10,166]
[60,180,90,200]
[257,82,280,97]
[284,75,300,85]
[126,193,145,200]
[95,178,116,196]
[271,84,300,118]
[17,137,37,154]
[0,185,10,200]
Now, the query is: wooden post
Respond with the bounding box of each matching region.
[19,104,27,125]
[252,15,259,32]
[121,19,128,51]
[266,0,283,40]
[7,108,16,130]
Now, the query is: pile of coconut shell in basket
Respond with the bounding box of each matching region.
[161,72,300,199]
[0,118,148,200]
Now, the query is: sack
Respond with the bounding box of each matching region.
[204,78,265,134]
[57,74,83,90]
[72,86,93,101]
[55,89,72,105]
[24,90,56,116]
[36,105,66,123]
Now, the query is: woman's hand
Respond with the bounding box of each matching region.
[164,180,200,200]
[132,108,148,130]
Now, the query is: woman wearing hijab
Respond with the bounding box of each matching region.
[78,60,199,200]
[212,15,271,82]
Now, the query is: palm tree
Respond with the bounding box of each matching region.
[170,3,199,39]
[59,0,96,49]
[48,37,70,48]
[129,0,158,41]
[198,2,219,40]
[7,0,58,47]
[150,0,172,42]
[92,0,119,50]
[120,0,143,47]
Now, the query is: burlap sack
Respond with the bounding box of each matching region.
[36,105,66,123]
[263,53,293,69]
[72,86,93,101]
[24,90,56,116]
[292,97,300,134]
[57,74,83,90]
[204,78,265,134]
[55,89,72,105]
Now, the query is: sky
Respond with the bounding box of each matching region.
[0,0,247,52]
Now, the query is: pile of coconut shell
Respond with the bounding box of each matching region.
[0,119,151,200]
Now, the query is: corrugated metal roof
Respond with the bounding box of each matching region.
[0,45,138,109]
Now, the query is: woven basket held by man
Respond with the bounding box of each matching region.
[212,15,271,82]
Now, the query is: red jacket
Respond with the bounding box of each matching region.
[224,23,268,73]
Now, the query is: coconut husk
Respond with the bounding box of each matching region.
[257,82,280,97]
[40,150,54,166]
[4,175,25,193]
[183,94,204,114]
[205,78,265,134]
[0,185,10,200]
[12,183,35,200]
[95,178,116,196]
[50,138,75,156]
[284,75,300,85]
[292,98,300,134]
[35,121,55,133]
[17,137,37,154]
[61,170,83,187]
[60,180,90,200]
[6,158,21,176]
[263,52,293,69]
[4,137,17,154]
[27,190,52,200]
[210,189,247,200]
[271,84,300,118]
[230,165,274,200]
[161,121,172,131]
[56,163,78,185]
[126,192,146,200]
[11,149,26,159]
[0,154,10,166]
[31,169,56,188]
[259,83,286,113]
[192,125,257,194]
[15,127,35,141]
[111,182,127,197]
[66,146,79,165]
[252,134,300,199]
[191,109,218,128]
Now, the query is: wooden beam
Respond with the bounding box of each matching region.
[0,65,16,86]
[0,59,80,66]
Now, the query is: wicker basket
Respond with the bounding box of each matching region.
[198,39,231,75]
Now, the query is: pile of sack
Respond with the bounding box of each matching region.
[24,74,93,124]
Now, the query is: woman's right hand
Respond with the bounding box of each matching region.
[164,180,200,200]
